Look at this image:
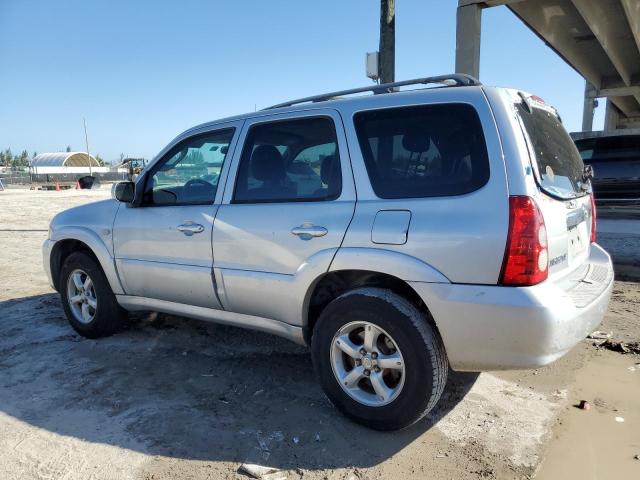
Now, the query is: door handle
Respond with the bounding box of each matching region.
[291,223,328,240]
[177,222,205,236]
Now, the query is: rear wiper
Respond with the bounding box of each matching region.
[580,165,594,193]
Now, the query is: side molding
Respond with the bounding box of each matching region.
[116,295,306,345]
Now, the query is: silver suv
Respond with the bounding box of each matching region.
[43,75,613,430]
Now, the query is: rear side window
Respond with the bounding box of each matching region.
[233,117,342,203]
[353,104,489,199]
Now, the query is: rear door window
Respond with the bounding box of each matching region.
[233,117,342,203]
[353,104,490,199]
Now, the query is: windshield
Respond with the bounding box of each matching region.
[517,102,587,199]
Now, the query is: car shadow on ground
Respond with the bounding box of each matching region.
[0,293,478,471]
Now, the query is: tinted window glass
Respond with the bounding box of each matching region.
[354,104,489,199]
[233,117,341,203]
[575,136,640,162]
[144,129,233,206]
[517,103,586,198]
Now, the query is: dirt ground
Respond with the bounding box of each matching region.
[0,187,638,480]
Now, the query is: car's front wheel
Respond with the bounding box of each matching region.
[60,251,127,338]
[311,287,448,430]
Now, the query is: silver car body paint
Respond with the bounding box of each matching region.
[44,84,614,370]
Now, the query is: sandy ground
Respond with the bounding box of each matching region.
[0,187,638,480]
[536,351,640,479]
[598,218,640,281]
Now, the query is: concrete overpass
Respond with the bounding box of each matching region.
[455,0,640,131]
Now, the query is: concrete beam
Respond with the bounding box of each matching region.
[611,96,640,119]
[618,115,640,129]
[620,0,640,56]
[582,81,597,131]
[455,3,482,78]
[458,0,523,6]
[601,74,640,89]
[507,2,605,89]
[571,0,633,86]
[604,99,621,131]
[586,85,640,98]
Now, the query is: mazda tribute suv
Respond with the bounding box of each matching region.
[43,74,613,430]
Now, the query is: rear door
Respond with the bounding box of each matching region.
[515,97,593,277]
[339,94,509,285]
[212,109,356,324]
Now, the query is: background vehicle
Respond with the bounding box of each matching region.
[43,75,613,430]
[572,132,640,208]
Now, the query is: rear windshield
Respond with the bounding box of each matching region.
[354,104,489,199]
[575,136,640,162]
[517,102,586,199]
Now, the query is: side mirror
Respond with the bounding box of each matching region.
[112,181,135,203]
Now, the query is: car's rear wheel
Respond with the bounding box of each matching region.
[60,251,126,338]
[311,287,447,430]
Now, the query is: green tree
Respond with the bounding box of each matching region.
[66,145,71,152]
[11,150,26,168]
[4,148,13,167]
[95,154,105,166]
[0,151,5,167]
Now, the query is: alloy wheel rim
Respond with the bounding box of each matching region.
[66,269,97,324]
[330,321,405,407]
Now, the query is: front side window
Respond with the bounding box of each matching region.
[143,129,234,206]
[233,117,341,203]
[354,104,490,199]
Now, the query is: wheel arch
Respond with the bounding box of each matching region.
[49,227,124,294]
[303,269,443,346]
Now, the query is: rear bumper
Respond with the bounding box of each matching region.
[410,243,614,371]
[43,239,56,290]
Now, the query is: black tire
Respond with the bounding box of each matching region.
[311,287,448,431]
[59,251,127,338]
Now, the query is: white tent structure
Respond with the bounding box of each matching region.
[30,152,128,184]
[31,152,100,168]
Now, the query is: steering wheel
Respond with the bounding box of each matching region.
[182,178,214,202]
[184,178,213,189]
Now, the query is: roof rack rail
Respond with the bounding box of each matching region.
[265,73,481,110]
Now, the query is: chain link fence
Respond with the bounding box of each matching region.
[0,172,31,185]
[0,170,128,188]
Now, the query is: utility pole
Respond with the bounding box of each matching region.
[379,0,395,84]
[83,117,92,176]
[378,0,395,166]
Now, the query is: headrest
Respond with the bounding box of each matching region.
[320,155,339,185]
[402,131,430,153]
[251,145,285,182]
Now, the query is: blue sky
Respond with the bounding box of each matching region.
[0,0,603,162]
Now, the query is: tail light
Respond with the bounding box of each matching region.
[499,196,548,286]
[590,193,597,243]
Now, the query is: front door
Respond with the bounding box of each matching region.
[212,110,356,323]
[113,123,241,308]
